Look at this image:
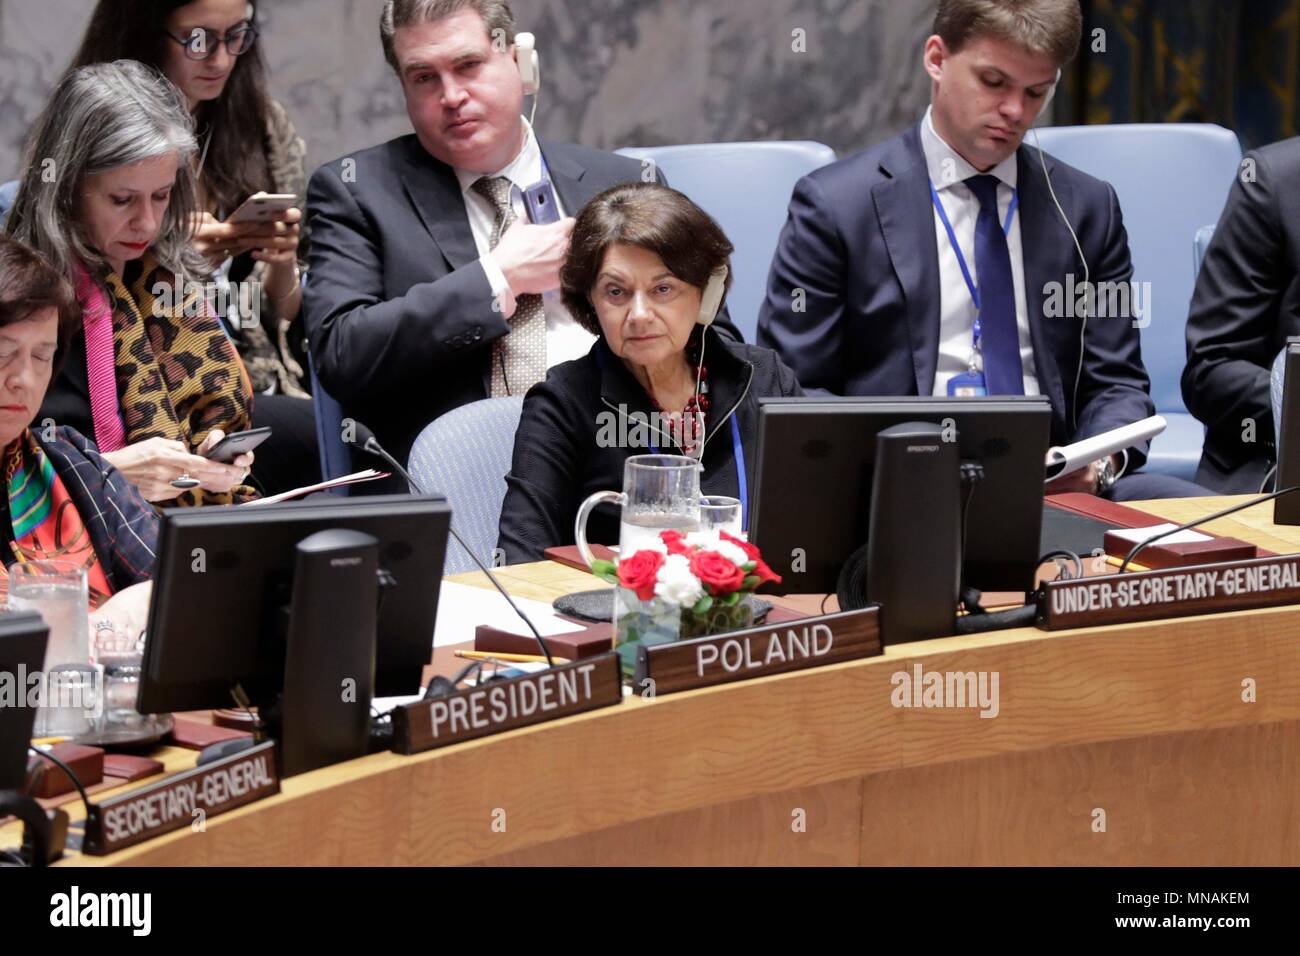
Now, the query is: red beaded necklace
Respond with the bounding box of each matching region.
[648,346,710,458]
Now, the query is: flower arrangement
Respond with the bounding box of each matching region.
[591,530,782,673]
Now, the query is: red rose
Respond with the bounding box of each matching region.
[618,549,665,601]
[659,529,691,556]
[750,558,782,586]
[720,530,760,561]
[690,550,746,595]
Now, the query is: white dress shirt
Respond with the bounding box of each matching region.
[453,117,596,368]
[920,106,1039,397]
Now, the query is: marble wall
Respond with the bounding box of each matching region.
[0,0,939,179]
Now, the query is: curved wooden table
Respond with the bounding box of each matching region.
[13,496,1300,865]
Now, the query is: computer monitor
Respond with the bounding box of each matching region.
[138,494,450,716]
[750,396,1052,594]
[0,612,48,791]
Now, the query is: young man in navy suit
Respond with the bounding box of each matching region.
[757,0,1204,500]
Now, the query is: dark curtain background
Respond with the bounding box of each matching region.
[1060,0,1300,149]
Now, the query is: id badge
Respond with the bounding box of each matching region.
[947,369,988,397]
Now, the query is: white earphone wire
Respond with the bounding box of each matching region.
[1029,125,1090,433]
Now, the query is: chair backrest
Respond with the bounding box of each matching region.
[614,141,837,343]
[1194,224,1216,277]
[306,349,351,491]
[408,395,525,574]
[1030,124,1242,414]
[0,180,17,227]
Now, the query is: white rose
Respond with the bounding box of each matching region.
[711,540,750,568]
[684,530,720,550]
[623,537,668,558]
[653,553,704,607]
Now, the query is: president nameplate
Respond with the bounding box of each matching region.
[82,741,279,855]
[391,652,623,755]
[1037,554,1300,630]
[633,607,882,696]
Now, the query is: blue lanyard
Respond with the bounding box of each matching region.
[648,415,748,531]
[929,181,1017,350]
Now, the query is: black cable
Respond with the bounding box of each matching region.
[1120,485,1300,572]
[27,747,91,819]
[1037,548,1083,581]
[357,431,557,667]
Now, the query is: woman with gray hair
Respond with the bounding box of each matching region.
[5,60,256,505]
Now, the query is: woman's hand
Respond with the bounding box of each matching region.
[89,582,153,655]
[101,436,249,502]
[191,209,301,269]
[193,429,255,494]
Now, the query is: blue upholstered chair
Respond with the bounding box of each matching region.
[1031,124,1242,480]
[614,141,837,344]
[306,349,351,493]
[407,396,525,574]
[0,180,17,224]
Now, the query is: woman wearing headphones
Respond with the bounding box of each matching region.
[497,183,803,565]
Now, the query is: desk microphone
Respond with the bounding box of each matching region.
[346,422,556,669]
[1119,485,1300,572]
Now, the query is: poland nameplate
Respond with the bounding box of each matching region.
[633,607,881,696]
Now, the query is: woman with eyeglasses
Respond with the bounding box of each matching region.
[65,0,321,496]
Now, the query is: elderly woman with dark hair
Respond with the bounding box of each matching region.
[6,60,257,506]
[497,182,803,565]
[0,235,156,632]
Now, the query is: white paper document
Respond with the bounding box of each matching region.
[431,580,585,648]
[1105,524,1212,546]
[242,469,390,505]
[1045,415,1167,480]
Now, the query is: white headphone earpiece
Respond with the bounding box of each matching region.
[515,32,540,96]
[697,266,728,326]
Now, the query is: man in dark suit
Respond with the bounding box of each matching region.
[305,0,733,484]
[1182,138,1300,493]
[757,0,1203,500]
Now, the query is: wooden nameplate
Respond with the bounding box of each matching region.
[544,544,615,572]
[633,607,882,696]
[391,652,623,755]
[1037,553,1300,630]
[473,601,808,661]
[81,741,279,855]
[1048,492,1274,561]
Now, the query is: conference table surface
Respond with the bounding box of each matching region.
[5,494,1300,865]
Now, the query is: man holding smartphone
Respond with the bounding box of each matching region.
[305,1,733,486]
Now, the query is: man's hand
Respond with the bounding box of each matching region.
[1044,454,1122,496]
[490,217,575,295]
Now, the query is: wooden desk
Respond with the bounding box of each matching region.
[7,496,1300,865]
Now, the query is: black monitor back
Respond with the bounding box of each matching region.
[139,494,450,714]
[0,612,48,791]
[750,396,1051,594]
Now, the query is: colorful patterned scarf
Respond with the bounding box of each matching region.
[0,431,113,608]
[102,254,257,506]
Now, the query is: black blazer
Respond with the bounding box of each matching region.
[756,123,1155,467]
[303,134,740,484]
[497,327,802,565]
[1182,138,1300,493]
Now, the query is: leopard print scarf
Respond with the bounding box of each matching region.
[105,255,257,506]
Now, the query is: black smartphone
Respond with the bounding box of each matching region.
[202,427,272,463]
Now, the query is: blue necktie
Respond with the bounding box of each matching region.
[965,174,1023,395]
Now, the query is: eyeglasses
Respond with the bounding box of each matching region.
[163,22,258,60]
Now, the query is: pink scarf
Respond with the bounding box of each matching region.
[73,263,126,453]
